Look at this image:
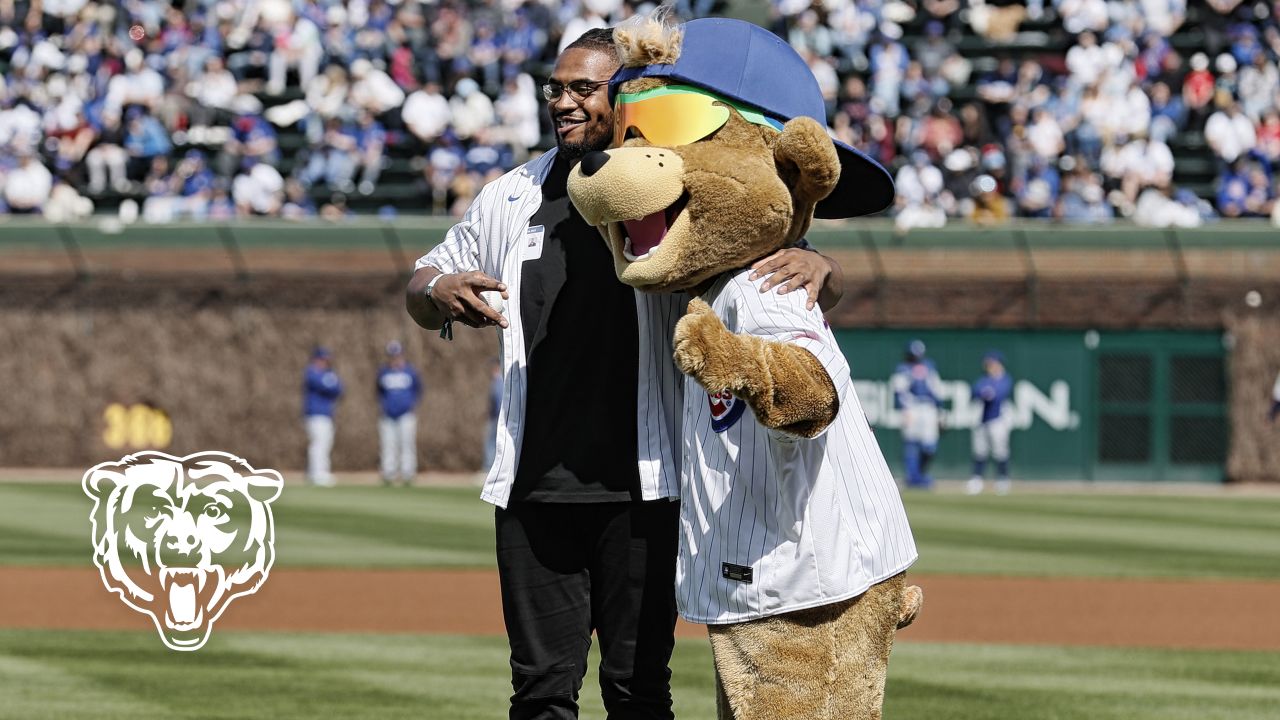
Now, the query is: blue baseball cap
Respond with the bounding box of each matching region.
[983,349,1006,364]
[311,346,332,360]
[609,18,894,219]
[385,340,403,356]
[906,340,926,359]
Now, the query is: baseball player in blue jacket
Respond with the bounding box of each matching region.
[891,340,945,488]
[968,350,1015,495]
[377,341,423,485]
[303,346,343,486]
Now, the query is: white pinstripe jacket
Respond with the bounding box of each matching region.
[416,149,686,508]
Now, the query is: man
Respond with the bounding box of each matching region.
[377,341,422,486]
[967,350,1014,495]
[892,339,945,489]
[303,346,342,487]
[405,29,845,720]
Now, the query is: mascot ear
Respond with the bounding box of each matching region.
[83,467,121,501]
[245,470,284,504]
[772,117,840,236]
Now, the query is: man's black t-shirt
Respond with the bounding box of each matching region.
[510,155,642,502]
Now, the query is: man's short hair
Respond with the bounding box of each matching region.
[565,27,615,55]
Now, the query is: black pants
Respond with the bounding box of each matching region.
[496,501,680,720]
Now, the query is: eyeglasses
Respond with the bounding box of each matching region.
[612,84,782,148]
[542,79,610,103]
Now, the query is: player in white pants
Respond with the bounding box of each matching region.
[891,340,945,488]
[968,350,1014,495]
[376,341,423,485]
[303,347,342,486]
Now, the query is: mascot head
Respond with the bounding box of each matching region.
[567,13,894,292]
[83,451,282,651]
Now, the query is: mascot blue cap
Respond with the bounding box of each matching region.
[609,17,895,219]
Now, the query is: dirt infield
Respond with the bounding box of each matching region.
[5,567,1278,650]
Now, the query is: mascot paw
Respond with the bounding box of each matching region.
[673,298,737,389]
[897,585,924,629]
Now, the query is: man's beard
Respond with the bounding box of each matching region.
[556,123,613,162]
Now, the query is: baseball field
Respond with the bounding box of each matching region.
[2,479,1278,720]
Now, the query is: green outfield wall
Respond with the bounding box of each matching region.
[836,329,1229,482]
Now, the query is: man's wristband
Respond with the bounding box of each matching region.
[424,273,443,299]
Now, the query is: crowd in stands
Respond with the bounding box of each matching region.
[0,0,1278,227]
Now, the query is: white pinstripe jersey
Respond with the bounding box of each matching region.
[416,149,687,508]
[676,271,918,624]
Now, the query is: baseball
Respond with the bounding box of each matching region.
[1245,290,1262,308]
[129,24,146,42]
[481,290,505,315]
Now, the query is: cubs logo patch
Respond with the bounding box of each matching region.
[82,451,282,651]
[708,390,747,433]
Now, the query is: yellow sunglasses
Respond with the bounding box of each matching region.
[612,85,783,148]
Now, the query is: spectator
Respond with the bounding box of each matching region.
[349,58,406,117]
[267,10,323,96]
[495,73,541,154]
[104,49,163,115]
[402,80,452,145]
[969,0,1026,42]
[123,109,171,181]
[1135,184,1206,226]
[304,64,352,145]
[1148,81,1187,143]
[448,77,496,140]
[1017,156,1060,218]
[189,56,239,128]
[353,110,387,196]
[233,160,285,216]
[1239,51,1279,122]
[282,178,317,219]
[1058,171,1114,222]
[4,150,54,214]
[300,116,358,192]
[221,111,280,178]
[870,27,910,117]
[969,174,1011,225]
[1206,99,1258,165]
[1257,109,1280,163]
[1183,53,1217,128]
[1026,107,1066,160]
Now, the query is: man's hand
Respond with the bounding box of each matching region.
[749,247,843,311]
[430,271,510,328]
[406,267,509,330]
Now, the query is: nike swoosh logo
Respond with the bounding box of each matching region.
[507,195,520,202]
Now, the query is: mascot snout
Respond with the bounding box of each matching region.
[568,147,685,228]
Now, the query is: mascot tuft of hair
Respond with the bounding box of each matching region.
[568,13,923,720]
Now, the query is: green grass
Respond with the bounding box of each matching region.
[8,481,1278,579]
[1,630,1277,720]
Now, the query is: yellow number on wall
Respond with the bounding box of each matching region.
[103,403,173,450]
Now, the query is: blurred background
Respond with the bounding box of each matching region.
[0,0,1278,485]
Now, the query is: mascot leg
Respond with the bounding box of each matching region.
[708,573,913,720]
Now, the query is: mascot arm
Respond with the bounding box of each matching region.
[674,298,838,438]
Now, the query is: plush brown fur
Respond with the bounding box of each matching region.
[709,573,913,720]
[564,21,922,720]
[614,10,683,67]
[673,298,838,437]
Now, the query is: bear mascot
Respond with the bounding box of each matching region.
[566,13,924,720]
